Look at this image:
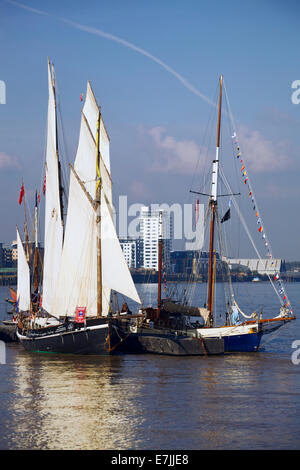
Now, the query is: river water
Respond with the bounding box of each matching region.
[0,282,299,450]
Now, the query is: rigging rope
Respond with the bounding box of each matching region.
[221,80,293,315]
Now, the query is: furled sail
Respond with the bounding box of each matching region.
[42,60,64,313]
[16,227,31,312]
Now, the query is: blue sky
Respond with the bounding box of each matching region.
[0,0,299,260]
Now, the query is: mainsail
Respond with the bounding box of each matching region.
[16,227,31,312]
[42,60,64,313]
[50,81,141,318]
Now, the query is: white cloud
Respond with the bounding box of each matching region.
[0,152,20,169]
[141,125,294,177]
[145,127,209,175]
[237,126,291,172]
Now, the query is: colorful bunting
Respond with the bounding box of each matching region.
[232,132,292,313]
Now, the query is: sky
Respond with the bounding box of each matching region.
[0,0,299,260]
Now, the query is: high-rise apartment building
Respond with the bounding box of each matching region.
[139,206,172,271]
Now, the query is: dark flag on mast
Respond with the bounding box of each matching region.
[221,208,231,223]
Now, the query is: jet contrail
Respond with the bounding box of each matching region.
[7,0,216,107]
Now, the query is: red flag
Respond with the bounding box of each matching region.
[19,183,25,205]
[80,93,83,102]
[38,192,40,203]
[43,175,46,195]
[75,306,86,323]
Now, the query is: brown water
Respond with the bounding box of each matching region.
[0,283,299,450]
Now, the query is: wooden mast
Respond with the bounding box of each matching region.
[22,182,30,262]
[96,111,102,317]
[157,210,163,319]
[207,75,223,326]
[50,59,64,232]
[33,191,39,293]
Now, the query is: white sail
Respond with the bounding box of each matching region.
[16,227,31,312]
[74,109,112,210]
[50,80,140,318]
[82,81,111,176]
[42,60,64,313]
[80,81,112,208]
[50,169,141,318]
[50,169,98,318]
[101,192,141,305]
[70,82,113,314]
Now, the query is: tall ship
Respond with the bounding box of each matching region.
[117,75,296,354]
[17,59,142,354]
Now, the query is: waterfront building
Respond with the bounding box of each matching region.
[223,257,283,275]
[119,238,137,268]
[139,206,172,271]
[170,250,222,276]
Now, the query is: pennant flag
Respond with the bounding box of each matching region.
[19,183,25,205]
[221,208,231,223]
[80,93,84,102]
[38,192,40,203]
[43,175,46,194]
[258,226,263,232]
[35,190,38,207]
[241,165,245,171]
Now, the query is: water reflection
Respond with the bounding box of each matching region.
[0,281,299,450]
[4,349,144,450]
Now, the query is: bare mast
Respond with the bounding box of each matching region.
[207,75,223,326]
[157,210,163,318]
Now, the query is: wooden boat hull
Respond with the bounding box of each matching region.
[195,316,296,353]
[16,317,129,355]
[117,326,224,356]
[197,324,263,353]
[0,323,18,343]
[223,331,262,352]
